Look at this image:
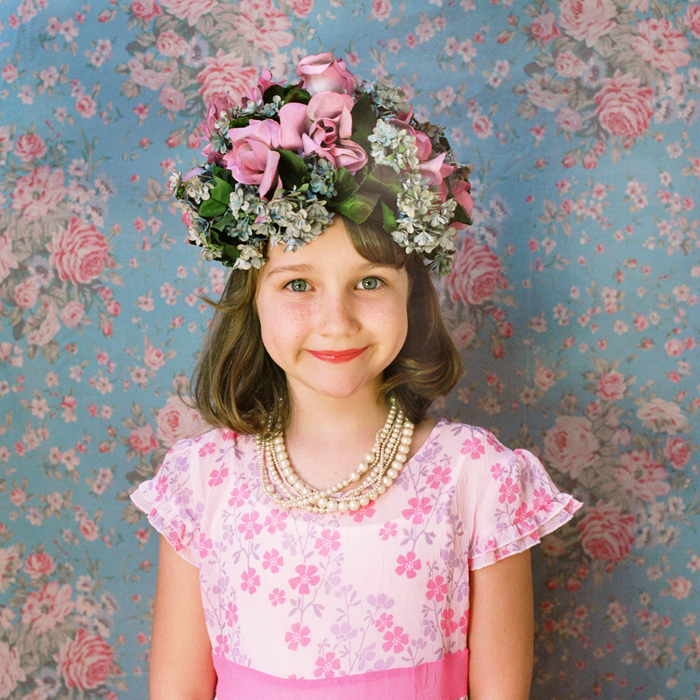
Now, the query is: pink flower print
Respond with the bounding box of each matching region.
[228,484,251,507]
[198,533,213,558]
[215,634,229,655]
[375,612,394,632]
[427,466,452,488]
[313,652,341,679]
[269,588,286,606]
[262,548,284,573]
[263,508,288,533]
[402,497,432,525]
[459,610,469,635]
[382,626,409,653]
[154,474,168,500]
[461,437,486,459]
[237,511,263,540]
[379,522,397,540]
[240,568,260,594]
[395,552,422,579]
[514,502,533,523]
[352,503,376,522]
[285,622,311,650]
[208,466,228,487]
[490,462,506,480]
[499,477,519,504]
[198,441,216,457]
[225,602,238,627]
[289,564,320,595]
[485,431,504,451]
[532,487,552,511]
[314,529,341,556]
[426,575,447,602]
[440,608,458,636]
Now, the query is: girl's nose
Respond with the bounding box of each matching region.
[316,292,360,336]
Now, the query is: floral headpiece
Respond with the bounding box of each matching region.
[171,53,473,276]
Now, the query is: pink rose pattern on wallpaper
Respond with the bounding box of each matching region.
[0,1,699,698]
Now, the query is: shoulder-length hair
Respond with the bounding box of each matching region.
[189,215,463,435]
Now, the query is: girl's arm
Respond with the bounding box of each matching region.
[149,535,217,700]
[467,550,534,700]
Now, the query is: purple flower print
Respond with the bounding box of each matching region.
[395,552,422,579]
[402,497,432,524]
[269,588,286,606]
[499,477,519,504]
[208,466,228,487]
[240,567,260,594]
[313,652,340,678]
[285,622,311,650]
[289,564,320,594]
[426,575,447,602]
[427,466,452,488]
[237,511,263,540]
[263,508,288,533]
[198,441,216,457]
[461,437,486,459]
[262,548,284,573]
[375,612,394,632]
[225,602,238,627]
[215,634,230,655]
[379,522,397,540]
[228,484,251,507]
[382,626,409,652]
[441,608,458,636]
[314,529,341,556]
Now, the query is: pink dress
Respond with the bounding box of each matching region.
[131,419,582,700]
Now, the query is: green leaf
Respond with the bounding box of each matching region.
[349,93,377,153]
[381,202,397,232]
[452,202,472,226]
[333,167,360,202]
[277,148,308,189]
[282,87,311,105]
[199,176,233,218]
[332,189,380,223]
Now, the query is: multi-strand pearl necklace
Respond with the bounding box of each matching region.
[257,399,414,513]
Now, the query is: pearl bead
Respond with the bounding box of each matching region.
[397,444,409,454]
[348,499,359,511]
[400,436,411,445]
[326,500,338,512]
[283,466,293,477]
[367,491,377,501]
[274,444,286,454]
[382,476,393,487]
[395,453,406,463]
[387,467,398,479]
[280,458,291,469]
[264,484,275,493]
[337,501,348,512]
[365,453,373,463]
[391,460,403,471]
[357,463,368,474]
[377,484,387,494]
[317,497,328,508]
[349,471,360,482]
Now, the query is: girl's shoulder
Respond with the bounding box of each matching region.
[426,418,515,459]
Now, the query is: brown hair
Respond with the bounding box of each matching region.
[189,215,463,435]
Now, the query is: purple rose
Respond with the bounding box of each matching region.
[296,52,355,95]
[223,119,281,197]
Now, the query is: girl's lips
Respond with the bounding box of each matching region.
[307,347,367,363]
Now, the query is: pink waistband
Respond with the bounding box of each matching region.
[212,649,469,700]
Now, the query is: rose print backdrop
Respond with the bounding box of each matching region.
[0,0,698,698]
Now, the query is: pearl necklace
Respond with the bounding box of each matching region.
[257,399,414,513]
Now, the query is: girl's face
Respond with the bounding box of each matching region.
[255,218,410,406]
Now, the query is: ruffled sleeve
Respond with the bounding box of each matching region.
[467,432,582,571]
[130,438,203,567]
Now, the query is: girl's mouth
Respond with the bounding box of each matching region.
[306,347,368,363]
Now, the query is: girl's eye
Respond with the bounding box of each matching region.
[357,276,383,290]
[286,279,308,293]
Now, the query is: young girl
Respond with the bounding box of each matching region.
[131,53,582,700]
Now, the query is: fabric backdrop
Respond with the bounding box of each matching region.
[1,1,698,698]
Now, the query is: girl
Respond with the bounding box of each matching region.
[131,53,582,700]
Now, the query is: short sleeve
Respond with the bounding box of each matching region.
[468,436,582,571]
[130,438,202,567]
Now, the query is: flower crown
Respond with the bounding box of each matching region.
[171,53,474,276]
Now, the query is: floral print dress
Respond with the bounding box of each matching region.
[131,420,582,700]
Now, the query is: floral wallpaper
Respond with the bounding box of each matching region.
[0,0,698,698]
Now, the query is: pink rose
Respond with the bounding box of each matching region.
[21,581,74,633]
[614,449,670,502]
[23,551,56,579]
[144,337,165,370]
[0,642,25,698]
[543,415,599,478]
[232,0,293,53]
[223,119,281,197]
[556,106,582,132]
[60,300,85,328]
[130,0,162,20]
[80,519,100,541]
[471,114,493,139]
[26,305,60,347]
[594,71,654,137]
[49,216,108,285]
[75,94,97,119]
[14,277,40,309]
[291,0,313,16]
[129,424,159,454]
[664,338,684,357]
[446,237,501,306]
[13,133,47,162]
[449,180,474,222]
[372,0,392,21]
[452,320,477,349]
[56,628,114,691]
[160,0,216,25]
[198,50,258,105]
[128,58,171,90]
[156,29,188,57]
[559,0,616,47]
[578,502,635,563]
[535,365,555,392]
[11,165,66,222]
[553,51,586,78]
[636,398,689,434]
[296,52,355,95]
[155,396,207,447]
[663,436,690,469]
[159,84,186,112]
[530,11,561,42]
[632,17,690,74]
[596,370,625,400]
[582,152,597,169]
[685,3,700,39]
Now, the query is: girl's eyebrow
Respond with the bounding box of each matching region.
[265,261,393,277]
